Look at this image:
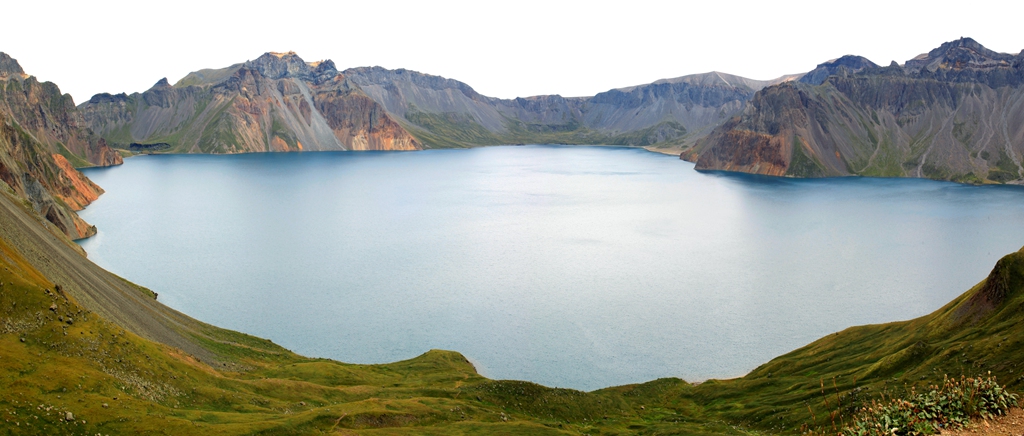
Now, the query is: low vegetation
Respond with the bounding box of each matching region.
[842,375,1017,436]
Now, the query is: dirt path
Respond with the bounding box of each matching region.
[940,408,1024,436]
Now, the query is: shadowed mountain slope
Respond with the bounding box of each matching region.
[686,38,1024,184]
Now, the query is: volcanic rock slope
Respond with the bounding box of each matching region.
[0,53,122,240]
[78,52,420,153]
[686,38,1024,183]
[343,66,801,149]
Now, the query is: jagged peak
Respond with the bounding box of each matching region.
[0,52,26,78]
[246,51,338,83]
[153,77,171,88]
[905,37,1014,72]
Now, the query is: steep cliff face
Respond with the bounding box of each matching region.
[687,38,1024,183]
[0,53,122,168]
[79,52,419,153]
[0,52,120,240]
[343,67,800,149]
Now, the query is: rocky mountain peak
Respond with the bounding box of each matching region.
[800,55,880,85]
[246,52,338,84]
[248,52,312,80]
[905,37,1014,72]
[0,52,25,77]
[87,92,129,104]
[153,77,171,88]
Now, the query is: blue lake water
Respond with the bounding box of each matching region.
[78,145,1024,391]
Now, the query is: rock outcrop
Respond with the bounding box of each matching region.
[0,52,121,240]
[685,38,1024,184]
[79,52,419,153]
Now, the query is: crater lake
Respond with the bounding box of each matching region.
[78,145,1024,390]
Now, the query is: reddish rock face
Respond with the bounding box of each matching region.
[0,53,117,240]
[79,52,420,154]
[313,91,418,151]
[0,116,102,240]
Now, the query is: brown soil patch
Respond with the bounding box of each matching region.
[940,408,1024,436]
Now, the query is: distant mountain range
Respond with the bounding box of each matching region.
[5,37,1023,200]
[77,53,801,155]
[686,38,1024,184]
[77,38,1024,184]
[341,67,800,149]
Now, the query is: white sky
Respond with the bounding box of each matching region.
[3,0,1023,105]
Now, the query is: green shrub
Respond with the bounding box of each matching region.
[842,375,1017,436]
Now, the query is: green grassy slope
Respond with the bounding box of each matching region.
[687,246,1024,434]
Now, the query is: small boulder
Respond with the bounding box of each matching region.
[49,304,57,311]
[65,411,74,421]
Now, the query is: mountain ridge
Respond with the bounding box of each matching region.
[685,37,1024,184]
[78,52,419,154]
[342,66,802,150]
[79,53,806,154]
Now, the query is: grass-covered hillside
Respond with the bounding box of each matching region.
[684,245,1024,434]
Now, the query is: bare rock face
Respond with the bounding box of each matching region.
[0,52,25,78]
[0,52,120,240]
[79,52,419,154]
[687,38,1024,184]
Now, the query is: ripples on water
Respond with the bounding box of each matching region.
[78,146,1024,390]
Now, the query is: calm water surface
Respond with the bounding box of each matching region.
[78,146,1024,390]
